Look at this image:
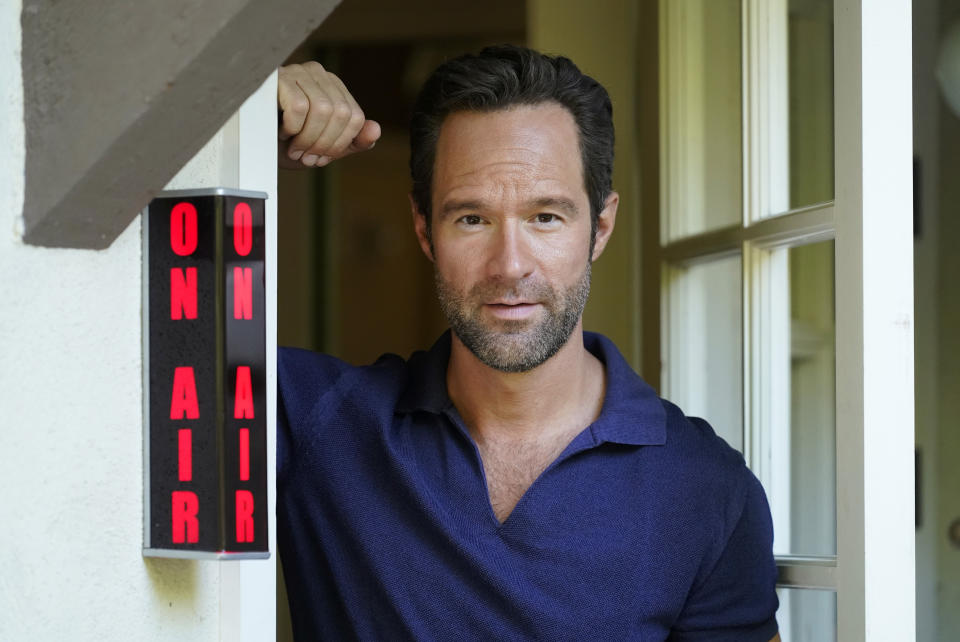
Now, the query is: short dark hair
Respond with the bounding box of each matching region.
[409,45,615,240]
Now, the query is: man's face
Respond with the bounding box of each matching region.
[414,103,615,372]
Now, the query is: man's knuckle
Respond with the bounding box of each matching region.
[311,100,333,118]
[332,102,352,120]
[287,96,310,116]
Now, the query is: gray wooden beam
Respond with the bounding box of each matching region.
[21,0,340,249]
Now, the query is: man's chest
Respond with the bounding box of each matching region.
[284,428,701,641]
[476,436,573,523]
[279,402,718,641]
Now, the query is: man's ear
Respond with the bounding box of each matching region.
[410,193,434,262]
[590,191,619,262]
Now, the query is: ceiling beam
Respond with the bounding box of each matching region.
[21,0,340,249]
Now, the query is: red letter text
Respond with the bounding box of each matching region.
[239,428,250,481]
[170,367,200,420]
[178,429,192,482]
[171,491,199,543]
[235,490,254,543]
[170,267,197,320]
[170,202,198,256]
[234,366,253,419]
[233,202,253,256]
[233,267,252,320]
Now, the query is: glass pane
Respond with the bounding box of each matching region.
[663,255,743,450]
[787,0,834,209]
[768,240,837,556]
[661,0,742,240]
[776,588,837,642]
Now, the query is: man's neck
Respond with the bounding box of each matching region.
[445,323,606,445]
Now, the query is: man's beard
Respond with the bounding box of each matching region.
[434,264,591,373]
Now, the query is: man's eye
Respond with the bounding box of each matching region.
[460,215,483,226]
[535,213,558,224]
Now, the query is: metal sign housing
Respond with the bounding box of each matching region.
[142,188,269,559]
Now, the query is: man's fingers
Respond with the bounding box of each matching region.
[277,67,312,142]
[279,62,342,158]
[286,84,339,160]
[277,61,380,168]
[300,86,358,161]
[289,79,359,162]
[311,120,382,168]
[311,75,366,159]
[350,120,382,153]
[319,110,367,160]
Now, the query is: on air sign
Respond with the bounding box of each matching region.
[143,188,268,559]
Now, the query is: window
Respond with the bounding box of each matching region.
[650,0,914,638]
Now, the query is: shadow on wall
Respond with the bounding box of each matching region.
[143,557,198,610]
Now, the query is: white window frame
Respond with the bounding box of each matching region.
[656,0,915,638]
[834,1,914,638]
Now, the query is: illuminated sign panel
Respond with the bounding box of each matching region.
[143,188,268,559]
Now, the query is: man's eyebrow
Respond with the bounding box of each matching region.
[439,197,580,218]
[529,197,579,215]
[439,200,484,217]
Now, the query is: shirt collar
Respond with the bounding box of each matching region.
[396,331,666,447]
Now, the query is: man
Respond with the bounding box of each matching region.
[276,46,780,641]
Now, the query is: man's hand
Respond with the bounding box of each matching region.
[278,62,381,169]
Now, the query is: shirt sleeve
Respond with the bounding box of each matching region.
[669,471,780,641]
[276,347,349,479]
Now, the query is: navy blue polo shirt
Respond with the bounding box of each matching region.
[278,332,779,641]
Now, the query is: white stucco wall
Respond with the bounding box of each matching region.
[0,2,276,638]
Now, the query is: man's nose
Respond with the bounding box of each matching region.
[486,222,534,281]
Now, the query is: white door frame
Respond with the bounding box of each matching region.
[834,1,915,639]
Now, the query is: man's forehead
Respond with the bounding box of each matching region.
[432,104,585,197]
[436,102,580,146]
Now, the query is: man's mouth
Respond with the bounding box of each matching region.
[483,301,541,321]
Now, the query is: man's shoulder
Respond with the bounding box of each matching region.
[277,346,411,423]
[278,345,411,384]
[659,401,778,638]
[660,400,745,469]
[585,331,748,484]
[651,398,761,511]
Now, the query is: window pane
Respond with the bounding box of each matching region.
[663,255,743,450]
[766,240,837,556]
[661,0,742,240]
[787,0,834,209]
[776,588,837,642]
